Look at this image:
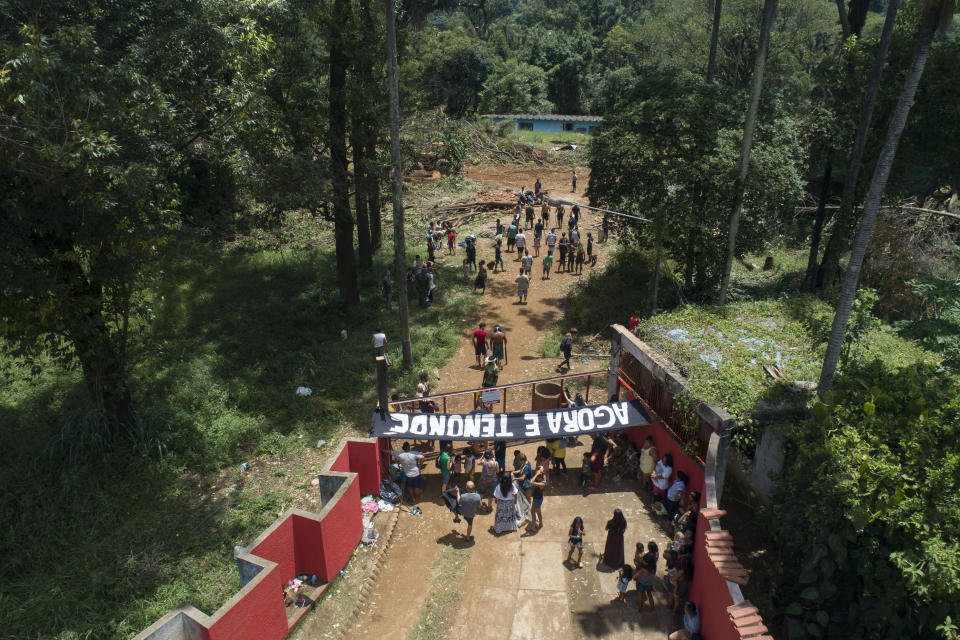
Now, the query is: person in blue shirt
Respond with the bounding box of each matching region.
[668,601,701,639]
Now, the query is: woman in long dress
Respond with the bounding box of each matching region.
[493,473,519,534]
[601,508,627,568]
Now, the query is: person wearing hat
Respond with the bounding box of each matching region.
[491,325,508,367]
[482,355,499,388]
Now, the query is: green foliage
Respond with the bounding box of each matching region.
[588,71,806,298]
[477,59,555,114]
[0,227,478,638]
[772,360,960,638]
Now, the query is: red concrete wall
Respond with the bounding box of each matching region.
[291,477,363,583]
[625,419,705,496]
[207,563,288,640]
[249,517,297,584]
[291,514,326,581]
[346,440,383,496]
[689,512,739,640]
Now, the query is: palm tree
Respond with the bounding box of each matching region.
[386,0,412,368]
[803,0,900,290]
[706,0,723,84]
[716,0,778,305]
[818,0,957,394]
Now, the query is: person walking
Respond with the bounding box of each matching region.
[383,270,393,310]
[556,205,564,229]
[514,230,526,258]
[447,227,456,255]
[474,262,487,294]
[371,328,387,359]
[491,325,508,367]
[571,170,578,192]
[601,508,627,568]
[542,252,554,280]
[533,218,544,256]
[515,269,530,305]
[426,266,437,304]
[473,323,488,366]
[521,250,534,275]
[566,243,575,273]
[493,239,506,272]
[529,469,546,532]
[558,233,569,272]
[391,441,424,504]
[507,221,518,253]
[545,228,557,256]
[566,516,585,568]
[482,355,499,388]
[492,473,519,534]
[575,242,585,274]
[572,203,581,226]
[439,442,453,493]
[570,226,579,248]
[525,203,535,229]
[559,332,573,369]
[456,482,482,542]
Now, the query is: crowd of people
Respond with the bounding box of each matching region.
[388,426,703,636]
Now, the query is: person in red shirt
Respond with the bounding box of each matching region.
[629,313,640,333]
[472,322,488,367]
[447,228,456,255]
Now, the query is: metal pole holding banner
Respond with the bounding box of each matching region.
[376,356,389,418]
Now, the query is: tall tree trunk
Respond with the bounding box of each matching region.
[716,0,778,305]
[819,2,944,395]
[386,0,412,368]
[367,129,383,250]
[353,119,373,268]
[816,0,900,290]
[835,0,852,41]
[803,158,833,290]
[330,0,360,305]
[847,0,872,38]
[651,236,662,316]
[706,0,723,83]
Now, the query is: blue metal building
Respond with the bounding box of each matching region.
[483,114,603,135]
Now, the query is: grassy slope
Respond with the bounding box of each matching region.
[0,211,477,639]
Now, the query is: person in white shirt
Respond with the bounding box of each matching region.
[515,269,530,305]
[391,442,425,503]
[651,453,673,499]
[371,328,387,359]
[514,231,526,258]
[665,470,688,517]
[545,229,558,255]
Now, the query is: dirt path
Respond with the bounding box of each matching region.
[433,166,609,396]
[345,165,636,640]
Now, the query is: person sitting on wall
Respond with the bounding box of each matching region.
[668,601,701,640]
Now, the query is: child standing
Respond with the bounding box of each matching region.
[464,447,476,481]
[580,452,593,488]
[635,560,656,612]
[452,454,463,485]
[616,565,634,603]
[566,516,585,568]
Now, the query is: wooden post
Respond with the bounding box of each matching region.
[608,326,621,401]
[376,356,389,418]
[531,383,536,410]
[585,375,591,403]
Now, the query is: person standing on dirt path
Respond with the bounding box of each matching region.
[534,177,542,197]
[542,252,554,280]
[558,232,569,272]
[572,203,581,226]
[439,442,454,494]
[465,237,477,272]
[491,325,507,367]
[572,170,578,192]
[556,205,564,229]
[567,243,576,273]
[601,213,609,243]
[515,230,526,259]
[493,240,504,273]
[474,261,488,294]
[515,269,530,305]
[473,323,488,366]
[525,202,535,229]
[456,482,482,542]
[533,218,544,255]
[570,226,580,248]
[521,250,534,276]
[495,218,504,237]
[546,228,557,256]
[447,227,456,255]
[507,221,518,253]
[391,442,424,504]
[576,242,585,274]
[482,355,499,388]
[567,210,576,232]
[586,233,595,267]
[560,332,574,369]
